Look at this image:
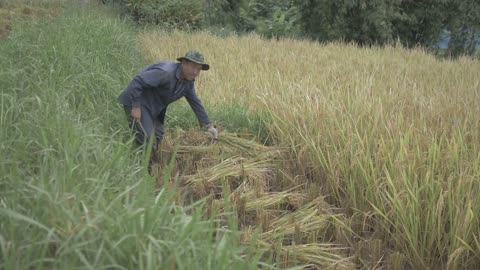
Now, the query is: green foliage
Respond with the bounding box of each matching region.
[104,0,479,56]
[118,0,204,29]
[236,0,300,38]
[296,0,410,45]
[203,0,234,28]
[296,0,479,56]
[206,0,301,38]
[444,0,480,58]
[101,0,477,55]
[391,0,447,48]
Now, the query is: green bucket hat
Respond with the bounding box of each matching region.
[177,50,210,70]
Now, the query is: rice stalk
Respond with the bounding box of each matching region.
[184,156,273,185]
[256,239,351,269]
[261,200,335,242]
[213,190,306,212]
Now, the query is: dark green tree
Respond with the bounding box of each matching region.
[296,0,479,56]
[392,0,447,48]
[444,0,480,57]
[296,0,403,45]
[206,0,301,37]
[107,0,479,56]
[204,0,240,29]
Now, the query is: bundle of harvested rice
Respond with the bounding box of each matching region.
[261,199,335,242]
[155,128,351,268]
[184,156,273,184]
[213,190,306,213]
[162,129,281,157]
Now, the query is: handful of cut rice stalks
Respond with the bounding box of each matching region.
[162,128,281,158]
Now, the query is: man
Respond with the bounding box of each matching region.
[118,50,218,168]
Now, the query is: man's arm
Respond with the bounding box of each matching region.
[184,87,218,140]
[184,87,211,128]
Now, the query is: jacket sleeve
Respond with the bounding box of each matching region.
[128,69,163,107]
[184,86,211,128]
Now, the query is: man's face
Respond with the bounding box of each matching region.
[181,60,202,81]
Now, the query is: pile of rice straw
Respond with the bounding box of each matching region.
[154,129,353,268]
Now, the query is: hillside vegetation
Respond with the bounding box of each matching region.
[1,1,480,269]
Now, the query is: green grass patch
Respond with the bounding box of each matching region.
[0,3,266,269]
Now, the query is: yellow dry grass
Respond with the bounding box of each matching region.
[139,30,480,269]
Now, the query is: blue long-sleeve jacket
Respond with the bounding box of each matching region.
[118,61,211,127]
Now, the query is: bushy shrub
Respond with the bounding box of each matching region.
[205,0,301,38]
[239,0,301,38]
[121,0,203,29]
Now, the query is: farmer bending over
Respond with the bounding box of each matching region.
[118,50,218,168]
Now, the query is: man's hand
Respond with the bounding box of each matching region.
[207,125,218,141]
[131,107,141,123]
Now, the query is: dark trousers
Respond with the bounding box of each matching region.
[124,106,166,167]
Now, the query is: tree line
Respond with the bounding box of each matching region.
[107,0,479,58]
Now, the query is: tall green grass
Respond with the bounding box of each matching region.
[0,3,265,269]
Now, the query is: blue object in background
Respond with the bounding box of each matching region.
[437,31,480,49]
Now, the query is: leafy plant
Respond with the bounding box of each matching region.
[236,0,300,37]
[121,0,204,29]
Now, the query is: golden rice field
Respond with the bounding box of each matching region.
[140,31,480,269]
